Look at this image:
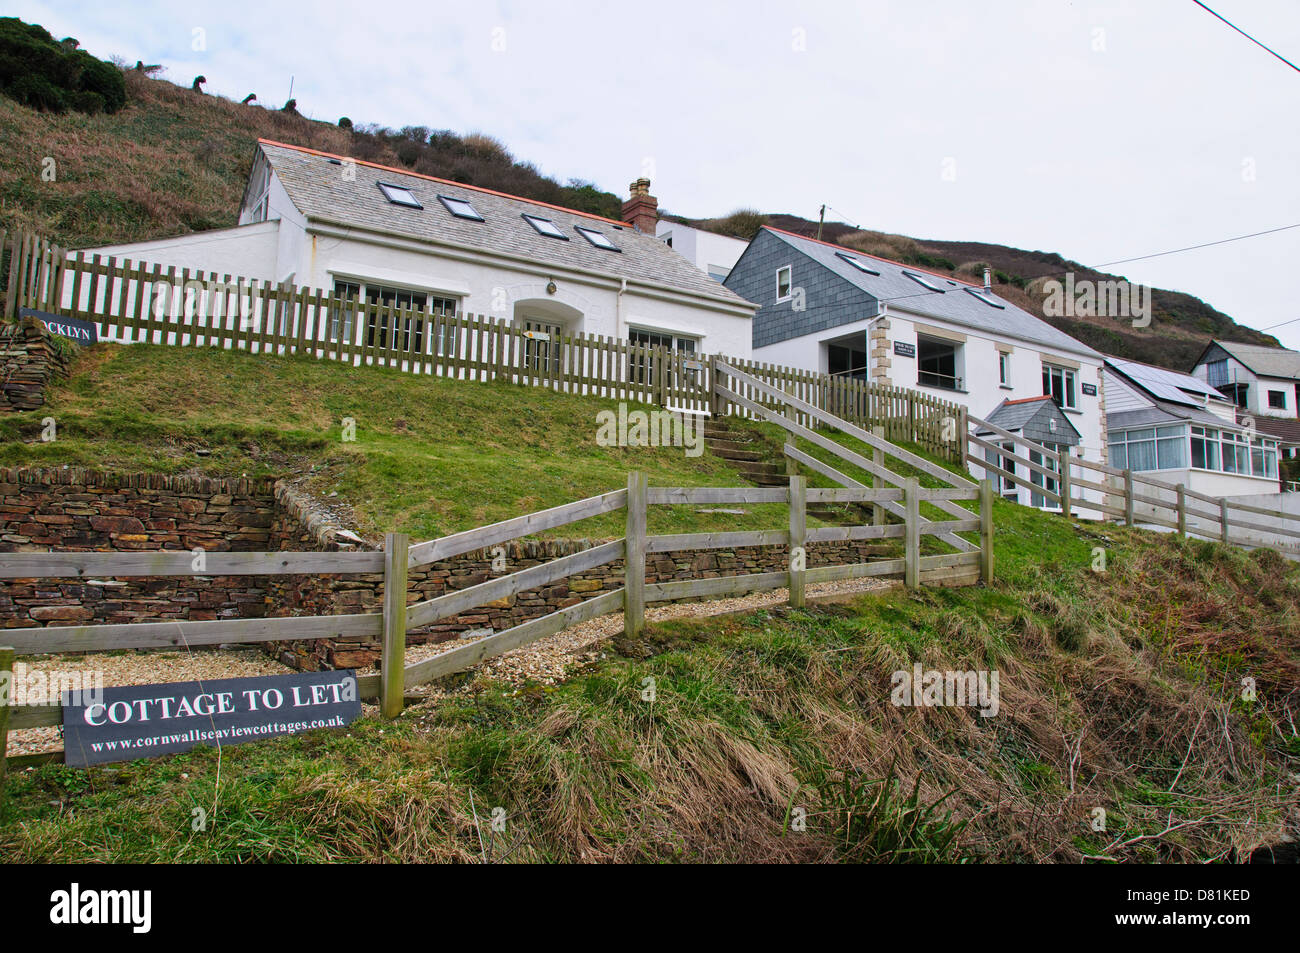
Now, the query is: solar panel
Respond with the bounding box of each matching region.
[1110,359,1220,407]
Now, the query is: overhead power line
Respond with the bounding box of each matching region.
[1192,1,1300,73]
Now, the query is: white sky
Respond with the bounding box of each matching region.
[15,0,1300,350]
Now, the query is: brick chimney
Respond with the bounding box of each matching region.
[622,178,658,234]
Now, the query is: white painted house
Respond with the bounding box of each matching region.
[723,227,1109,507]
[1103,357,1280,497]
[654,221,749,284]
[1190,339,1300,461]
[75,140,758,362]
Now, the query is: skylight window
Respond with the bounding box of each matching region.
[902,271,946,293]
[378,182,422,209]
[835,252,880,276]
[964,287,1006,309]
[575,226,620,251]
[438,195,484,221]
[522,214,567,239]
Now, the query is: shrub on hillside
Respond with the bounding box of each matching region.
[0,17,126,115]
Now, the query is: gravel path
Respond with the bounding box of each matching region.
[391,574,896,700]
[6,576,894,755]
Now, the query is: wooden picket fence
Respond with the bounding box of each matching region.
[966,412,1300,556]
[0,470,993,772]
[0,227,963,461]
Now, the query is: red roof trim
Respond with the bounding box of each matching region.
[762,225,982,288]
[1001,396,1054,406]
[256,138,627,228]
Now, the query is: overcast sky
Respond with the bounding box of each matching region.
[15,0,1300,349]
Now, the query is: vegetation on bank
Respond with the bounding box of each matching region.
[1,498,1295,862]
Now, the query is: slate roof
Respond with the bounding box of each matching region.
[760,228,1101,358]
[1245,414,1300,447]
[978,396,1081,445]
[257,140,754,311]
[1108,403,1229,430]
[1204,339,1300,381]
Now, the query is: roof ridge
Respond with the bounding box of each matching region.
[763,225,983,288]
[257,138,628,228]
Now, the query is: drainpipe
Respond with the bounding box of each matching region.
[616,277,627,339]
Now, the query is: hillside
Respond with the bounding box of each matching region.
[0,16,1279,371]
[3,495,1296,862]
[671,210,1282,372]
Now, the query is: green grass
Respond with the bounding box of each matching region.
[1,341,811,541]
[2,497,1295,863]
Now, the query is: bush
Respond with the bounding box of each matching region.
[0,16,127,115]
[7,73,65,111]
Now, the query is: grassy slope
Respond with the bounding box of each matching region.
[0,341,813,541]
[1,472,1296,862]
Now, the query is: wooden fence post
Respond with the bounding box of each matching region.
[1220,498,1230,544]
[979,479,994,584]
[0,646,13,801]
[625,471,647,638]
[872,427,886,527]
[1058,451,1071,520]
[956,405,969,466]
[380,532,409,719]
[1176,484,1187,536]
[1123,469,1134,526]
[904,477,920,589]
[788,475,806,608]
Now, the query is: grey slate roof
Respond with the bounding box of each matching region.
[1108,400,1234,431]
[258,140,754,310]
[978,397,1081,446]
[1207,339,1300,381]
[760,228,1101,358]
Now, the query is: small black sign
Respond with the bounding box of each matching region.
[1081,383,1098,397]
[62,670,361,766]
[20,308,98,345]
[893,341,916,358]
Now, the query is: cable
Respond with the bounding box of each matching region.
[1192,0,1300,74]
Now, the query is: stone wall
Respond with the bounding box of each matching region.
[0,469,278,630]
[264,488,894,671]
[2,467,897,669]
[1,316,74,412]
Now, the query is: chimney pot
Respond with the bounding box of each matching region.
[983,267,991,291]
[623,178,658,233]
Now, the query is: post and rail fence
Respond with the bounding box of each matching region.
[0,471,994,771]
[965,411,1300,557]
[0,227,964,463]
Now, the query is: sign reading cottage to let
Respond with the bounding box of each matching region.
[62,671,361,766]
[19,307,98,344]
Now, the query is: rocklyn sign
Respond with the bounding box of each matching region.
[19,307,98,344]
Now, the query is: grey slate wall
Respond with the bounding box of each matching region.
[724,230,878,350]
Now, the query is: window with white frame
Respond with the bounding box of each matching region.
[998,351,1011,386]
[1042,363,1078,410]
[330,279,458,354]
[776,265,792,301]
[1112,424,1278,479]
[628,328,699,386]
[1108,425,1187,471]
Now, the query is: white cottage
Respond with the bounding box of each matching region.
[77,139,758,361]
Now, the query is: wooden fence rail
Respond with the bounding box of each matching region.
[0,470,995,770]
[966,412,1300,556]
[0,227,963,459]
